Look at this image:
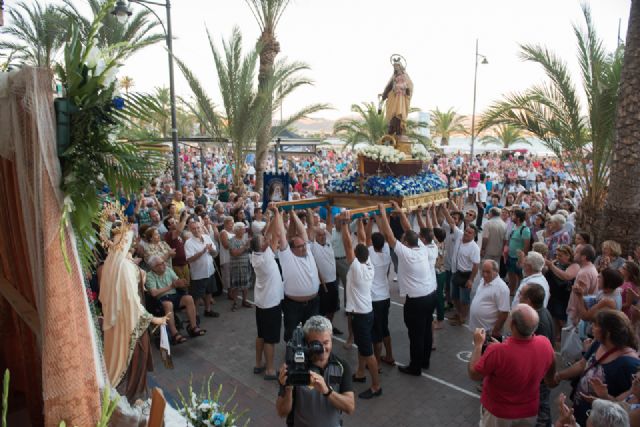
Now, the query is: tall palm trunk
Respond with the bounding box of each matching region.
[255,29,280,193]
[598,0,640,253]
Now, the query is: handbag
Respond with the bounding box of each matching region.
[560,324,583,364]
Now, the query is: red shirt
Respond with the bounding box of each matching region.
[474,335,554,419]
[164,232,187,266]
[469,172,481,188]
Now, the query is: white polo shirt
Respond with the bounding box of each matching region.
[368,245,391,301]
[251,220,266,236]
[453,240,481,273]
[250,247,284,309]
[184,234,216,280]
[511,273,550,310]
[279,243,320,297]
[442,222,463,271]
[468,276,511,331]
[345,259,374,314]
[393,241,436,298]
[311,234,337,283]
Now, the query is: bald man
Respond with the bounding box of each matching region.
[468,304,556,427]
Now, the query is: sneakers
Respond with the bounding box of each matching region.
[358,388,382,399]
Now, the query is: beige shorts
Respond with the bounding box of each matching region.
[479,405,536,427]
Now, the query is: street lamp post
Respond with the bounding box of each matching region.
[470,38,488,165]
[112,0,180,191]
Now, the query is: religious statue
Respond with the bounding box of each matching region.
[99,209,169,403]
[379,54,413,136]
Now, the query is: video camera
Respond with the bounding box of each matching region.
[285,324,324,386]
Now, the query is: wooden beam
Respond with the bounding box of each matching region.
[0,266,40,339]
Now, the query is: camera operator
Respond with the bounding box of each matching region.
[276,316,355,427]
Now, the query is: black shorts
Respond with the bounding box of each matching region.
[371,299,391,343]
[351,311,374,357]
[190,275,217,299]
[158,292,184,312]
[255,304,282,344]
[319,281,339,315]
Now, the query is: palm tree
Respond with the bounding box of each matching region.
[119,75,134,94]
[429,107,466,146]
[334,102,432,151]
[0,0,67,69]
[245,0,291,192]
[479,4,622,234]
[151,86,170,137]
[600,0,640,253]
[175,26,327,190]
[479,124,530,149]
[61,0,164,60]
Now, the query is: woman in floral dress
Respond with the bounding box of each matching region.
[229,222,251,311]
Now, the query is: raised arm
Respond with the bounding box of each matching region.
[326,205,334,234]
[424,203,434,229]
[276,208,288,251]
[306,208,316,242]
[441,203,457,230]
[291,210,309,242]
[356,217,366,245]
[377,203,397,248]
[415,207,426,229]
[365,215,374,247]
[341,213,355,264]
[391,201,411,232]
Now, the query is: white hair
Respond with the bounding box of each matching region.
[550,213,567,225]
[148,255,164,267]
[233,222,245,232]
[303,315,333,336]
[588,399,629,427]
[525,251,545,273]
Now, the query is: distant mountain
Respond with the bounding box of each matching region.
[290,117,336,136]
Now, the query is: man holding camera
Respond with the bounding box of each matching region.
[276,316,355,427]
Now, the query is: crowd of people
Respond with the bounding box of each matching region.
[94,146,640,426]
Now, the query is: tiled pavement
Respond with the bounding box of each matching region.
[149,277,571,427]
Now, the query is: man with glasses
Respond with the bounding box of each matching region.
[277,208,321,341]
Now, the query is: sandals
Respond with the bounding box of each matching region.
[242,301,253,308]
[171,333,187,345]
[253,366,266,375]
[187,325,206,337]
[380,356,396,366]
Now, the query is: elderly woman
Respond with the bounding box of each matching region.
[218,216,234,297]
[143,226,175,268]
[595,240,626,273]
[619,261,640,319]
[545,245,580,341]
[545,214,572,259]
[552,310,640,426]
[229,221,252,311]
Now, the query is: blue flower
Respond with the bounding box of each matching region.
[212,412,226,426]
[112,96,125,110]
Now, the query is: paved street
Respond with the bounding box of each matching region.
[149,274,571,427]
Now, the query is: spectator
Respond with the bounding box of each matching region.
[619,261,640,319]
[145,255,205,343]
[552,309,640,426]
[567,244,599,325]
[229,222,252,311]
[143,227,175,268]
[595,240,625,273]
[545,214,571,259]
[506,209,531,294]
[544,245,579,342]
[468,304,556,426]
[481,208,506,264]
[184,219,219,318]
[468,260,510,340]
[512,251,549,309]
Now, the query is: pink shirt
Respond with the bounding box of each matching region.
[469,172,481,188]
[620,281,639,318]
[475,335,554,419]
[566,263,599,325]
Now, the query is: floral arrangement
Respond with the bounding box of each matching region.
[176,376,248,427]
[411,144,430,161]
[357,145,406,163]
[55,0,165,272]
[328,172,446,197]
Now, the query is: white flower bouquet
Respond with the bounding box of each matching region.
[411,144,430,161]
[358,145,406,164]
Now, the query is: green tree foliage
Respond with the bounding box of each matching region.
[429,107,466,146]
[479,124,530,149]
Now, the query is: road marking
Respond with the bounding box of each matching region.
[457,351,472,363]
[235,294,479,400]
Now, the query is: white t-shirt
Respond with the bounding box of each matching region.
[311,235,337,283]
[345,259,374,314]
[442,222,463,271]
[511,272,550,310]
[184,235,216,280]
[279,243,320,297]
[477,183,488,203]
[468,276,511,331]
[393,241,437,298]
[251,247,284,309]
[454,240,481,273]
[368,245,391,301]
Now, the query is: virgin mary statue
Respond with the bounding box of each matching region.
[380,55,413,136]
[99,228,167,403]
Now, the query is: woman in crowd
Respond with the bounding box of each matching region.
[218,216,234,297]
[545,214,572,259]
[572,268,623,336]
[574,232,590,248]
[229,222,252,311]
[595,240,625,273]
[552,309,640,426]
[545,244,579,343]
[620,261,640,319]
[143,226,175,268]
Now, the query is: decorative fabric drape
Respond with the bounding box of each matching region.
[0,68,102,426]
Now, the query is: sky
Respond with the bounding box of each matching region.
[14,0,634,120]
